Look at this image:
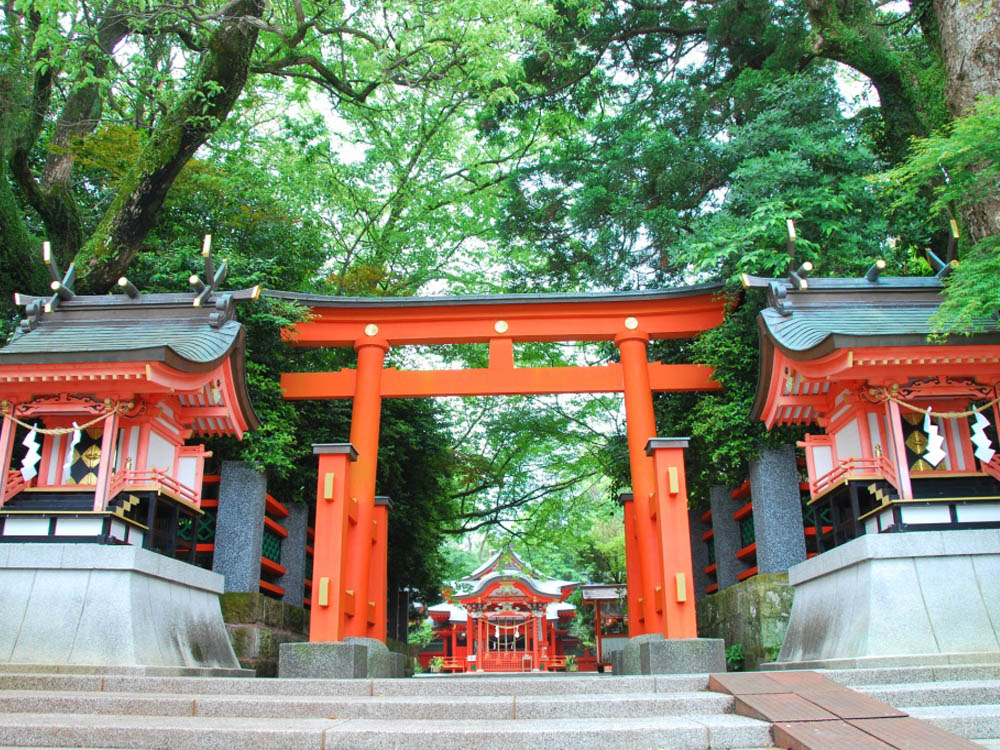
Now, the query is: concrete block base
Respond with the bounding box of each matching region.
[622,635,726,674]
[775,529,1000,669]
[0,543,243,672]
[278,641,367,678]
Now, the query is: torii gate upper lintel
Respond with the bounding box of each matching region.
[277,285,730,645]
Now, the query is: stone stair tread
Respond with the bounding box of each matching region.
[858,680,1000,707]
[0,713,341,750]
[0,689,732,720]
[321,714,774,750]
[905,704,1000,741]
[0,673,711,697]
[0,712,775,750]
[823,665,1000,687]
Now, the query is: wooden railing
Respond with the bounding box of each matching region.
[810,455,899,499]
[106,468,200,510]
[2,470,26,506]
[984,455,1000,483]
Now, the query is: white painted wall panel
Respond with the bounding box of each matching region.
[835,419,862,460]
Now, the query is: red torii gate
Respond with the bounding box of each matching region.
[277,285,729,644]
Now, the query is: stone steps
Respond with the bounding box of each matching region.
[0,689,734,720]
[1,666,998,749]
[0,712,775,750]
[0,671,773,749]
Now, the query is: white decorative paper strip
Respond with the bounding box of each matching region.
[19,427,40,481]
[971,411,996,463]
[923,409,947,468]
[63,422,81,478]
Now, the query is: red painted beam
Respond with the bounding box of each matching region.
[284,295,729,348]
[282,363,719,400]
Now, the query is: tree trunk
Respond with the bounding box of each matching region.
[77,0,265,292]
[804,0,947,160]
[933,0,1000,242]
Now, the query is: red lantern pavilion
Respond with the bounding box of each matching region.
[420,547,579,673]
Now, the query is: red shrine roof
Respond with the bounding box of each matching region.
[427,547,578,624]
[1,247,260,437]
[747,272,1000,428]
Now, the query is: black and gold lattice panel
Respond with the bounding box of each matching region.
[66,428,103,485]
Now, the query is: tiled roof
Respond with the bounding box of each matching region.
[2,294,245,372]
[757,279,1000,357]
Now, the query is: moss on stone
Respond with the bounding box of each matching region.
[696,573,794,671]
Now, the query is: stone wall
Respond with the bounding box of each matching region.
[220,593,309,676]
[695,572,794,671]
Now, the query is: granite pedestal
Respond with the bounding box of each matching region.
[213,461,267,593]
[621,634,726,674]
[771,529,1000,669]
[279,637,405,678]
[279,503,308,607]
[749,444,806,574]
[709,484,742,589]
[0,543,247,675]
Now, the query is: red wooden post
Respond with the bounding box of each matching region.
[0,409,16,504]
[465,610,475,671]
[344,336,388,638]
[619,492,644,636]
[369,496,391,642]
[886,400,914,499]
[647,438,698,638]
[532,610,541,670]
[594,599,603,663]
[616,329,666,636]
[310,443,357,642]
[92,410,120,511]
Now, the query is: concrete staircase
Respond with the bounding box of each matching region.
[0,665,995,749]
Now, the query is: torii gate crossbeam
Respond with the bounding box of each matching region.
[275,285,729,646]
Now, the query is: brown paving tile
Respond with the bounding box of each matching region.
[774,719,897,750]
[798,689,908,720]
[852,717,986,749]
[734,693,839,723]
[708,672,785,695]
[764,670,845,692]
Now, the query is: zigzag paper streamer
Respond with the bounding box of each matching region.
[20,427,40,481]
[63,422,81,479]
[971,411,996,463]
[923,409,947,468]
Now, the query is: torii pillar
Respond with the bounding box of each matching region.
[617,330,723,672]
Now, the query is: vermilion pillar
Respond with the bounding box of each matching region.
[466,610,475,670]
[886,400,914,499]
[618,492,644,635]
[345,336,388,638]
[369,496,391,642]
[0,408,16,504]
[92,410,120,511]
[532,611,541,670]
[647,438,697,638]
[309,443,358,642]
[616,330,666,636]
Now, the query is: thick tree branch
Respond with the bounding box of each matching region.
[77,0,265,291]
